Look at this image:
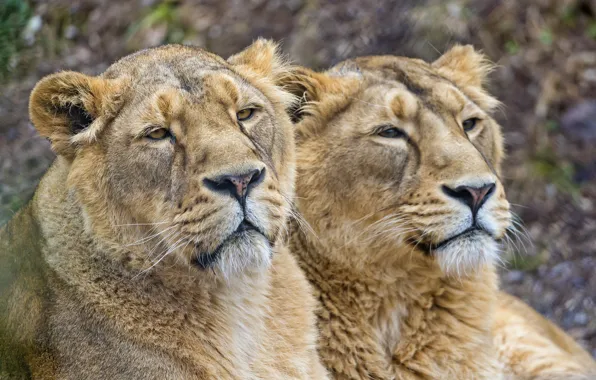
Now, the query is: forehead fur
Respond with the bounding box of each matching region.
[384,86,419,120]
[346,52,499,113]
[103,44,227,80]
[100,43,294,108]
[288,47,498,140]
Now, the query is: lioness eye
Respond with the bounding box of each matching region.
[462,118,480,132]
[146,128,172,140]
[377,127,406,139]
[237,108,255,121]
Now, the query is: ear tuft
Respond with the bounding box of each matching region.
[432,45,494,88]
[62,104,94,135]
[228,38,289,80]
[278,66,360,133]
[278,67,325,123]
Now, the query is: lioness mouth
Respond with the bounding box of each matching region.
[236,220,257,233]
[412,227,493,254]
[192,219,262,269]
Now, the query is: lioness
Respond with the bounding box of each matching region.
[283,46,596,379]
[0,40,327,379]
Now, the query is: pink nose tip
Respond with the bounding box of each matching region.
[442,183,496,215]
[204,168,265,203]
[227,173,256,200]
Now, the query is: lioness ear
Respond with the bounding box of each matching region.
[432,45,493,88]
[29,71,125,158]
[278,67,322,122]
[228,38,288,80]
[279,66,360,123]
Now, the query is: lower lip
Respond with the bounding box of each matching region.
[435,228,487,249]
[235,224,255,233]
[192,226,259,269]
[192,249,220,269]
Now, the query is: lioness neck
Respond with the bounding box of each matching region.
[29,159,273,378]
[291,227,503,378]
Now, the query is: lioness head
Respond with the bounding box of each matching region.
[29,40,295,279]
[286,46,511,276]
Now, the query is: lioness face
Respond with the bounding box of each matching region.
[290,46,511,276]
[29,41,295,278]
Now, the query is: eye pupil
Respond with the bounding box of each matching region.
[463,118,478,132]
[146,128,172,141]
[237,108,254,121]
[378,127,405,139]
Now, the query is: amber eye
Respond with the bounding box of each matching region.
[462,118,480,132]
[237,108,255,121]
[377,126,406,139]
[146,128,172,141]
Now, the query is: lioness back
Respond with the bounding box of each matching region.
[0,41,327,379]
[494,292,596,379]
[282,46,595,379]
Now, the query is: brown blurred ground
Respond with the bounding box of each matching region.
[0,0,594,356]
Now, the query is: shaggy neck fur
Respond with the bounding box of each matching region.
[290,223,504,379]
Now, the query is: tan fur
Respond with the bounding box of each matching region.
[494,292,596,379]
[0,41,327,379]
[283,45,596,379]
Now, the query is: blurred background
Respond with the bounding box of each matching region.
[0,0,594,356]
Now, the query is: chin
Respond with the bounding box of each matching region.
[193,230,273,281]
[434,230,500,277]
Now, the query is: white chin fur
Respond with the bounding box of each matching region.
[214,232,272,281]
[435,234,499,277]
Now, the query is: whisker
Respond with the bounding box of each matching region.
[146,229,180,261]
[126,226,176,247]
[279,192,320,242]
[135,235,188,279]
[348,96,393,111]
[116,221,170,227]
[509,203,530,209]
[510,211,533,244]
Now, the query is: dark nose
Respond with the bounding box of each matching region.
[442,183,496,215]
[204,168,265,204]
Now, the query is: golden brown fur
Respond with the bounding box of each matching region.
[283,46,596,379]
[0,40,327,379]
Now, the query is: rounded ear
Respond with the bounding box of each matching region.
[228,38,299,111]
[228,38,289,81]
[29,71,125,158]
[278,67,323,123]
[432,45,500,112]
[432,45,494,89]
[279,66,360,123]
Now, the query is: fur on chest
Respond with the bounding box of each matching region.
[387,278,502,379]
[46,255,275,378]
[314,266,502,379]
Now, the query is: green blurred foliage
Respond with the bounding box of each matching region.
[561,5,578,27]
[505,40,520,55]
[539,29,554,46]
[127,0,187,46]
[587,21,596,39]
[532,149,580,197]
[545,120,559,132]
[505,248,549,271]
[0,0,31,82]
